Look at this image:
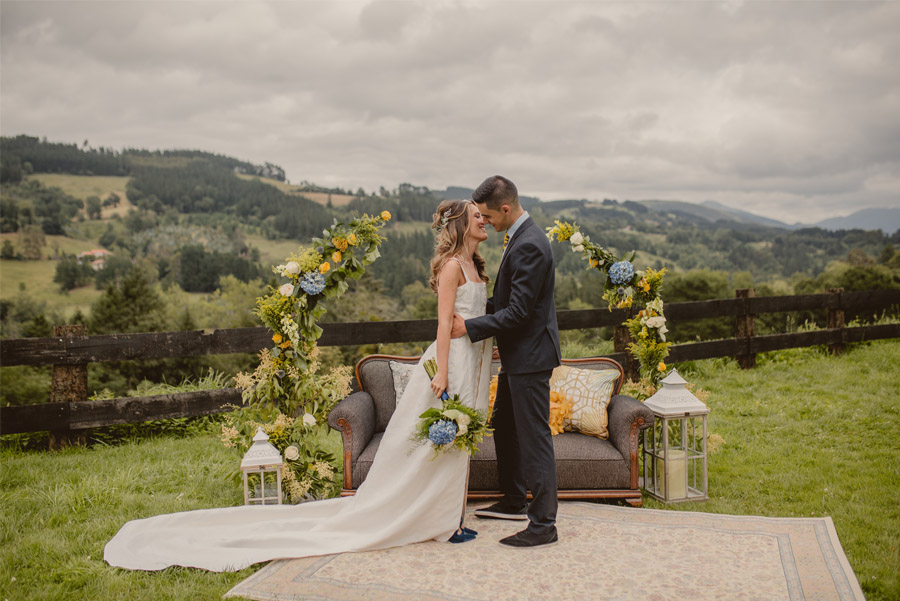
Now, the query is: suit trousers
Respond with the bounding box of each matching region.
[493,369,558,534]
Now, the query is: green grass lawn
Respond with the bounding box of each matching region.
[1,341,898,600]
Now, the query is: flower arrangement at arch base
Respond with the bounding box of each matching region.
[222,211,392,502]
[547,220,671,386]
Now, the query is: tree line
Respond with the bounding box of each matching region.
[0,135,285,183]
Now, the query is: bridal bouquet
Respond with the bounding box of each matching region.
[413,359,492,457]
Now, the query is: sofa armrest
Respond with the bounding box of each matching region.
[328,391,376,490]
[608,394,654,455]
[608,394,654,488]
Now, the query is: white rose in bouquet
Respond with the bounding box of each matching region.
[278,283,294,297]
[284,261,300,275]
[573,244,585,252]
[570,232,584,246]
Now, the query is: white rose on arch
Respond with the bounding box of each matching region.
[284,445,300,461]
[302,413,316,426]
[646,316,667,329]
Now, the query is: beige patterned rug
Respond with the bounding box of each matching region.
[226,502,864,601]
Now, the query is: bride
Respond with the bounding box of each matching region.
[104,199,493,572]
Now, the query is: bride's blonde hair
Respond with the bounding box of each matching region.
[429,199,489,293]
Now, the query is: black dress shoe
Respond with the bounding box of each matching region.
[473,502,529,520]
[499,527,558,548]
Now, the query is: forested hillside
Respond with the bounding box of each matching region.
[2,135,899,405]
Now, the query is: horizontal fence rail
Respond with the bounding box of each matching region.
[1,289,898,436]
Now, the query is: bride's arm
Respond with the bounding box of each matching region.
[432,261,462,398]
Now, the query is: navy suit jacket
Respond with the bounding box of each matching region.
[465,216,561,374]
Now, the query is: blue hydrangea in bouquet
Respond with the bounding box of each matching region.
[412,358,492,457]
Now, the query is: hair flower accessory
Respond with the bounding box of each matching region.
[434,208,453,232]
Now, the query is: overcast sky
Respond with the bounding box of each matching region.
[2,1,898,224]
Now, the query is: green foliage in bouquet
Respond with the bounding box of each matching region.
[227,211,391,502]
[547,220,670,385]
[413,395,492,457]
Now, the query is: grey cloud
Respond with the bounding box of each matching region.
[1,0,898,224]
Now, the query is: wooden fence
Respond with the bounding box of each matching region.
[1,288,898,438]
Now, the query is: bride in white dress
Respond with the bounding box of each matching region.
[104,199,493,572]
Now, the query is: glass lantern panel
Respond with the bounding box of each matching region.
[263,471,279,500]
[246,471,263,500]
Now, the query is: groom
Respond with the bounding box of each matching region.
[451,175,561,548]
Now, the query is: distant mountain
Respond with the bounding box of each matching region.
[699,200,793,229]
[811,207,900,234]
[434,186,541,209]
[635,199,789,229]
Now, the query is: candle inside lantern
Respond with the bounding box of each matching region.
[658,449,687,499]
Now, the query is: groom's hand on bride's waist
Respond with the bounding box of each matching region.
[450,313,467,338]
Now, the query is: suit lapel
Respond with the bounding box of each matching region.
[498,217,534,274]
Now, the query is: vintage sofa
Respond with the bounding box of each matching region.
[328,354,655,506]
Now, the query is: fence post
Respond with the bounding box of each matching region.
[613,324,639,382]
[826,287,845,355]
[735,288,756,369]
[48,324,88,449]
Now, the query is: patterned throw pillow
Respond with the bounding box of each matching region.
[550,366,620,439]
[486,374,573,436]
[389,361,416,402]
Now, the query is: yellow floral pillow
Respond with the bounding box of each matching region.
[548,390,573,435]
[550,366,620,439]
[487,374,574,436]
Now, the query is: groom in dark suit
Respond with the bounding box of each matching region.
[451,175,562,548]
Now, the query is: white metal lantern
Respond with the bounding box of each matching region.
[642,369,709,503]
[241,427,284,505]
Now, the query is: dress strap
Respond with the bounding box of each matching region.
[449,257,472,283]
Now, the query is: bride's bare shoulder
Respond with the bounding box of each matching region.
[437,257,465,290]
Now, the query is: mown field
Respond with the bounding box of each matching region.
[1,340,898,601]
[236,174,356,206]
[26,174,134,219]
[0,234,109,318]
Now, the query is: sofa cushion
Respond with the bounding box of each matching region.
[470,433,629,490]
[354,431,631,492]
[551,365,619,439]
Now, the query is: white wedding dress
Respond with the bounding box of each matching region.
[104,265,491,572]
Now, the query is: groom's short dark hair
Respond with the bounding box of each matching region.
[473,175,519,210]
